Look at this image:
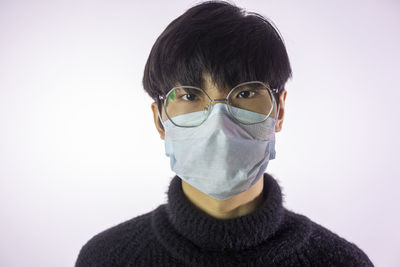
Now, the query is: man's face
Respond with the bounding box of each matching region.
[151,73,287,140]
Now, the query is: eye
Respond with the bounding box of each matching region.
[237,90,255,98]
[181,93,198,101]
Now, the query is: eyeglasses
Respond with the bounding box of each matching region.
[158,81,279,127]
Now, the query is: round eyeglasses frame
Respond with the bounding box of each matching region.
[158,81,280,128]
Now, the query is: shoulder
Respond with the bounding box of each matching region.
[75,206,160,267]
[284,209,374,266]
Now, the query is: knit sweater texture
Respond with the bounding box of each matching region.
[75,173,374,266]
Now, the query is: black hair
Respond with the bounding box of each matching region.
[142,0,292,124]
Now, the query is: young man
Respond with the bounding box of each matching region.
[76,1,374,266]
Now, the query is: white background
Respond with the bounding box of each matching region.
[1,0,399,266]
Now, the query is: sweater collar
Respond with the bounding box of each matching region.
[164,172,285,251]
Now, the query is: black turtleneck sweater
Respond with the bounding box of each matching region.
[75,173,374,266]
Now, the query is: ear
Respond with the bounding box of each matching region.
[275,89,287,132]
[151,102,165,140]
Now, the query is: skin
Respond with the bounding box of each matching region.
[151,73,287,220]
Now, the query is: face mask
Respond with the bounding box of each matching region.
[161,103,276,200]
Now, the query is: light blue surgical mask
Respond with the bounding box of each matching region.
[161,103,276,200]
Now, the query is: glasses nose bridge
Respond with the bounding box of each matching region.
[208,97,228,107]
[204,87,232,106]
[211,97,227,102]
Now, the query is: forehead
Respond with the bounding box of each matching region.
[200,73,231,93]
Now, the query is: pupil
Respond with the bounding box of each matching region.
[240,91,250,98]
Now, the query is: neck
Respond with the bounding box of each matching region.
[181,174,265,219]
